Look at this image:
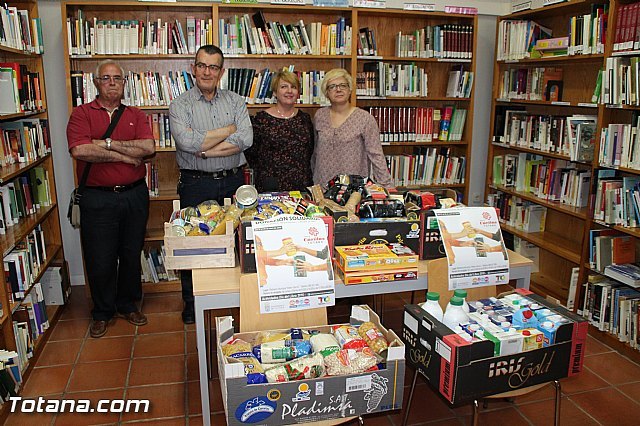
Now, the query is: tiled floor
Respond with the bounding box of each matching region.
[5,290,640,425]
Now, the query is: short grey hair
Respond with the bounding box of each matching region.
[94,59,125,79]
[321,68,353,97]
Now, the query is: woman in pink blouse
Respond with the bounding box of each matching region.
[312,68,394,188]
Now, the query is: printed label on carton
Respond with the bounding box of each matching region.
[346,375,372,392]
[235,396,277,423]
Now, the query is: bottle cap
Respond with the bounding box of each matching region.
[427,292,440,301]
[512,299,520,306]
[542,321,554,329]
[522,330,531,336]
[523,310,533,319]
[450,296,463,306]
[530,303,541,310]
[501,321,510,328]
[454,289,468,299]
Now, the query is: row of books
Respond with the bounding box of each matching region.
[394,25,474,59]
[145,163,159,197]
[613,2,640,52]
[141,246,177,284]
[589,229,635,272]
[497,67,563,102]
[497,20,553,61]
[147,113,173,149]
[385,148,466,187]
[494,153,591,207]
[355,63,428,98]
[592,173,640,227]
[0,167,52,234]
[12,284,49,372]
[368,106,467,143]
[0,4,43,53]
[220,13,351,56]
[580,275,640,347]
[563,9,607,56]
[3,225,48,303]
[494,110,596,162]
[598,119,640,169]
[357,27,377,56]
[70,70,194,108]
[603,56,640,106]
[486,191,547,233]
[0,351,21,403]
[0,63,44,115]
[66,13,212,56]
[0,119,51,167]
[220,68,330,106]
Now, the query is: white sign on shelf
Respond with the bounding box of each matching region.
[271,0,306,4]
[253,215,335,314]
[434,207,509,291]
[404,3,435,11]
[353,0,386,8]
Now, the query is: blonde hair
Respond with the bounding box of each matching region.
[270,70,300,92]
[321,68,353,97]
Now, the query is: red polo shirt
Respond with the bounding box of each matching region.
[67,99,153,186]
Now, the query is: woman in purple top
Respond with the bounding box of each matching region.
[312,68,393,188]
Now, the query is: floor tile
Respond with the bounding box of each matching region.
[142,293,183,314]
[129,355,185,386]
[54,388,124,425]
[571,387,640,425]
[186,331,197,354]
[517,397,599,426]
[561,368,610,395]
[137,312,184,334]
[187,380,223,415]
[49,319,89,341]
[37,340,83,367]
[133,332,185,358]
[388,383,455,425]
[123,417,186,425]
[457,406,528,425]
[120,383,186,422]
[584,335,614,357]
[77,336,134,363]
[513,382,557,404]
[67,360,129,392]
[3,394,60,426]
[186,354,201,382]
[362,412,395,426]
[21,365,73,397]
[583,352,640,385]
[103,319,136,337]
[616,381,640,403]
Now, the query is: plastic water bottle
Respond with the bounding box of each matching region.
[443,296,470,330]
[421,292,444,322]
[445,289,470,313]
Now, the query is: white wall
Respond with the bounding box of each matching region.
[37,0,505,286]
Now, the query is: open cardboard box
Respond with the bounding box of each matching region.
[402,289,588,405]
[216,305,405,425]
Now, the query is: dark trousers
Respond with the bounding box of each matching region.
[178,170,243,305]
[80,184,149,321]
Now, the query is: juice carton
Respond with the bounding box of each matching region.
[517,328,544,351]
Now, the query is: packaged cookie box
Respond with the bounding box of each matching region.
[335,244,419,273]
[402,289,587,405]
[216,305,405,425]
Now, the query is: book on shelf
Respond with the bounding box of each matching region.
[0,63,43,115]
[0,5,43,53]
[358,62,429,98]
[0,119,51,166]
[499,109,573,155]
[613,1,640,53]
[567,266,579,310]
[385,148,465,187]
[565,115,597,162]
[445,66,474,98]
[140,246,177,284]
[604,264,640,288]
[395,24,473,59]
[368,106,467,143]
[486,190,547,232]
[496,20,552,61]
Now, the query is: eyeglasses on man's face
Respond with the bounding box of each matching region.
[327,83,349,92]
[97,75,124,84]
[195,62,222,73]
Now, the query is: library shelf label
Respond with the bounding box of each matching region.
[404,3,435,11]
[353,0,386,8]
[271,0,306,4]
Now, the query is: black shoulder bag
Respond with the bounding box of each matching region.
[68,104,126,229]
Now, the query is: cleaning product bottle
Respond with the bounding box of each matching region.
[421,291,444,322]
[443,296,470,330]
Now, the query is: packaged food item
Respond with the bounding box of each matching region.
[358,199,405,218]
[310,333,340,356]
[332,325,368,350]
[253,339,312,363]
[264,353,325,383]
[222,339,266,384]
[211,205,242,235]
[197,200,221,218]
[324,348,377,376]
[252,328,311,346]
[358,322,388,355]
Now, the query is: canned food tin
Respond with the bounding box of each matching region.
[235,185,258,209]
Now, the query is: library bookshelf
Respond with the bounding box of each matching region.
[61,1,477,293]
[0,0,69,416]
[487,0,640,362]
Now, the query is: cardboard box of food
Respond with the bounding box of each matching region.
[217,305,405,425]
[401,289,587,405]
[163,220,236,269]
[336,266,419,285]
[335,244,419,272]
[333,219,421,255]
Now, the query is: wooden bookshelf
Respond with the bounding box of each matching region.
[0,0,69,421]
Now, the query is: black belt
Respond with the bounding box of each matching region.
[86,179,146,193]
[180,168,241,179]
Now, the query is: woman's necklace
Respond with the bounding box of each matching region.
[276,108,295,119]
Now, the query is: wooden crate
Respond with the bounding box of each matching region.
[163,220,236,269]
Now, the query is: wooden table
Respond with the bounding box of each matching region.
[192,251,533,426]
